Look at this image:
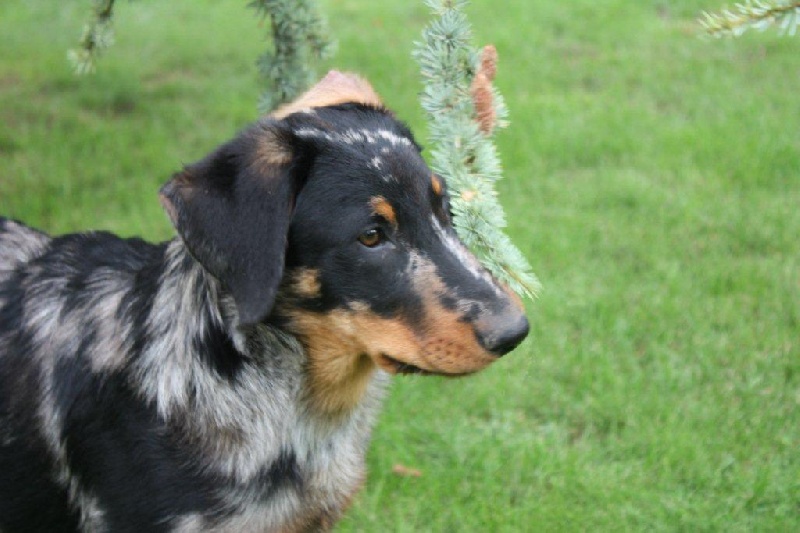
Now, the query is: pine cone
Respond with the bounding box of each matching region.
[479,45,497,81]
[470,45,499,135]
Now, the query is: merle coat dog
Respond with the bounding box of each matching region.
[0,72,528,532]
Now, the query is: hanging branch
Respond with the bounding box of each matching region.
[249,0,335,111]
[413,0,540,299]
[701,0,800,37]
[68,0,117,75]
[70,0,334,111]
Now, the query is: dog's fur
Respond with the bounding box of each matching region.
[0,72,528,532]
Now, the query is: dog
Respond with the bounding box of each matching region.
[0,71,529,532]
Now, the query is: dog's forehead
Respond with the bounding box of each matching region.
[296,109,433,192]
[294,107,416,158]
[294,124,414,151]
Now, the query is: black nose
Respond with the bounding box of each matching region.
[478,313,529,357]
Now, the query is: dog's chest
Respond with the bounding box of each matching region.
[169,411,374,533]
[170,371,389,533]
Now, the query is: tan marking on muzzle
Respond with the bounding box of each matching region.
[334,299,495,378]
[408,256,498,374]
[283,305,418,414]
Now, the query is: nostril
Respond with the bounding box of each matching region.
[479,315,529,357]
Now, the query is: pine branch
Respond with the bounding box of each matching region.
[701,1,800,37]
[69,0,117,75]
[69,0,335,109]
[249,0,335,111]
[414,0,540,299]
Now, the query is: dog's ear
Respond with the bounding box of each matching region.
[271,70,383,118]
[159,124,305,326]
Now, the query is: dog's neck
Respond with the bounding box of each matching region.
[132,239,388,461]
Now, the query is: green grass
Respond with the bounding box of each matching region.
[1,1,798,531]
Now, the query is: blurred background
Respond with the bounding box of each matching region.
[1,1,798,530]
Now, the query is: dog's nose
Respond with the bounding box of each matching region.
[477,312,529,357]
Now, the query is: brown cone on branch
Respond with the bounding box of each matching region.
[471,45,498,135]
[479,44,497,81]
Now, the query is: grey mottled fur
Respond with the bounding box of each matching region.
[0,221,388,532]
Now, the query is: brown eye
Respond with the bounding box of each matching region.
[358,228,383,248]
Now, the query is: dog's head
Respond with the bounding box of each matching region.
[161,72,528,410]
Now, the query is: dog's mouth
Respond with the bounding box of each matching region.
[377,354,475,377]
[378,354,434,375]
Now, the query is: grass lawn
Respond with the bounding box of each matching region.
[1,0,798,530]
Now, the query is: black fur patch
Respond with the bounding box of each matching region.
[193,316,245,382]
[56,361,221,531]
[255,449,303,500]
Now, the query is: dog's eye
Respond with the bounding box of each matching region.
[358,228,383,248]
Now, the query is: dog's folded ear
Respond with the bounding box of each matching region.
[159,124,305,326]
[271,70,383,119]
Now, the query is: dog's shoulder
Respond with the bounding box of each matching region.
[0,223,167,372]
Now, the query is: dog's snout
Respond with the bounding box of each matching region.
[477,311,529,357]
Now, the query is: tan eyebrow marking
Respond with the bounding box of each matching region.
[431,174,443,196]
[370,196,397,228]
